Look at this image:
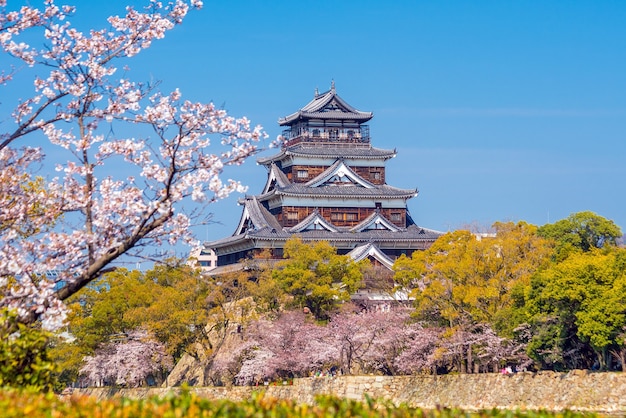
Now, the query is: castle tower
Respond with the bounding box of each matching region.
[206,85,442,269]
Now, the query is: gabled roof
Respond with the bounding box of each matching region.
[347,242,395,270]
[288,210,339,233]
[257,143,396,166]
[278,84,373,126]
[305,160,375,189]
[350,211,400,233]
[261,163,290,194]
[233,196,283,236]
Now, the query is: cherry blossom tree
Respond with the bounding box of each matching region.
[237,311,335,384]
[393,325,441,375]
[358,308,425,375]
[0,0,271,330]
[326,307,399,374]
[79,329,172,387]
[207,307,531,383]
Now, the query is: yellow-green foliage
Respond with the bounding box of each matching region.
[273,237,366,321]
[0,309,57,392]
[0,390,602,418]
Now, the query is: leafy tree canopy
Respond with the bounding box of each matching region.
[537,211,622,258]
[49,263,211,388]
[525,246,626,370]
[0,309,57,392]
[394,222,552,334]
[272,237,365,320]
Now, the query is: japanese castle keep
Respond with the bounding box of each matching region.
[205,84,442,270]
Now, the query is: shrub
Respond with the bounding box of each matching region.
[0,309,57,392]
[0,389,602,418]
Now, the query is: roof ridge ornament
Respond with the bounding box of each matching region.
[331,79,335,92]
[314,87,319,97]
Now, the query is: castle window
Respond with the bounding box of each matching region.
[391,213,402,222]
[297,170,308,179]
[312,129,320,137]
[287,211,299,221]
[331,212,342,221]
[370,168,382,181]
[345,213,357,221]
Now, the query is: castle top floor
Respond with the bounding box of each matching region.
[279,82,373,147]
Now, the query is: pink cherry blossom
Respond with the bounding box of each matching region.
[80,329,173,387]
[0,0,272,330]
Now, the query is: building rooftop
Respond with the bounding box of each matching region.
[257,143,396,165]
[206,197,442,250]
[258,183,417,201]
[278,83,373,126]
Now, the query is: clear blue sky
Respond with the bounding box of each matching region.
[5,1,626,254]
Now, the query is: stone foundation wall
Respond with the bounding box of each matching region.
[78,371,626,414]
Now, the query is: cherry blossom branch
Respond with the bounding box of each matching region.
[0,0,273,330]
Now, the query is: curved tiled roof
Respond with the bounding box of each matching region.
[278,87,373,126]
[206,197,443,252]
[269,163,290,187]
[258,183,417,200]
[261,163,291,194]
[208,223,442,250]
[245,197,282,231]
[257,144,396,165]
[231,196,283,237]
[290,224,442,242]
[347,242,395,270]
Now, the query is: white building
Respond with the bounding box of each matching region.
[187,246,218,272]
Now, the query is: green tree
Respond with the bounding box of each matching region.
[243,252,288,316]
[49,264,213,387]
[526,247,626,370]
[393,222,552,373]
[537,211,622,259]
[46,336,84,392]
[273,237,364,320]
[394,222,551,332]
[127,264,212,361]
[0,309,57,391]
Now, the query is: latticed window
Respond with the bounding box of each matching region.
[287,211,299,221]
[297,170,308,179]
[391,213,402,222]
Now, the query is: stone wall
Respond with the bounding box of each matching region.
[78,371,626,414]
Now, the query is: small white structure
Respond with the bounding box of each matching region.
[187,246,218,272]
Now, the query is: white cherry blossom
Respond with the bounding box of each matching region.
[0,0,273,330]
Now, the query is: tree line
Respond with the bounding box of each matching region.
[7,210,619,390]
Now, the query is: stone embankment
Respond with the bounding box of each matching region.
[78,371,626,414]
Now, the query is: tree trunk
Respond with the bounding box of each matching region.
[610,348,626,372]
[596,351,606,371]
